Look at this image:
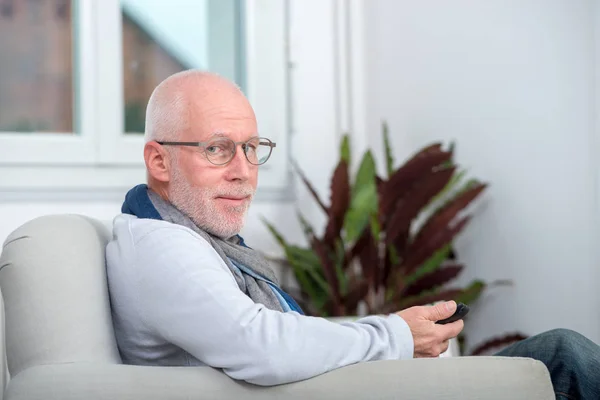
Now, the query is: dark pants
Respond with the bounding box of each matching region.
[495,328,600,400]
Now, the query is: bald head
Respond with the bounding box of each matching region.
[144,70,247,143]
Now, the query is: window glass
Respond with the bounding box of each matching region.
[121,0,244,133]
[0,0,74,133]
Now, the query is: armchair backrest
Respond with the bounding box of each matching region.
[0,214,121,377]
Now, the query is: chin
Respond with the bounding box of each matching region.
[208,217,245,239]
[215,201,250,217]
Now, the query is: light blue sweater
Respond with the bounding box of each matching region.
[105,214,414,386]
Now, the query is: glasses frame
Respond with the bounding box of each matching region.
[156,136,277,166]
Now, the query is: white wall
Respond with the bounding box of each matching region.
[365,0,600,349]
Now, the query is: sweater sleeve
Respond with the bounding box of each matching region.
[132,225,414,386]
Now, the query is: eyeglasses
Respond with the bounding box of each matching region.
[156,136,276,166]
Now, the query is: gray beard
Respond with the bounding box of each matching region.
[168,172,253,239]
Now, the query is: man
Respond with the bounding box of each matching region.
[106,70,600,397]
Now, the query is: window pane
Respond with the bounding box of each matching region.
[121,0,244,134]
[0,0,74,133]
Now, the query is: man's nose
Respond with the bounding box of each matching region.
[225,146,251,181]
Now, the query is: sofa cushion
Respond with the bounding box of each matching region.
[5,357,554,400]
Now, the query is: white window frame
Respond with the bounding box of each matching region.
[0,0,292,201]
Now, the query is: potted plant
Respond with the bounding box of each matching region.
[262,123,526,355]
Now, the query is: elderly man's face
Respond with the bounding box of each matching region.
[167,92,259,238]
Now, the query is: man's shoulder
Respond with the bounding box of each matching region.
[107,214,236,283]
[111,214,207,247]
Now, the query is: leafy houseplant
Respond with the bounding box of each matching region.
[263,123,526,354]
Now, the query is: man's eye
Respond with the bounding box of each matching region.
[206,145,224,154]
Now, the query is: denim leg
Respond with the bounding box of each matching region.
[495,328,600,400]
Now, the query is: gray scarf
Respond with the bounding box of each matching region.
[147,191,285,312]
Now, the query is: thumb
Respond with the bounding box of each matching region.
[428,301,457,321]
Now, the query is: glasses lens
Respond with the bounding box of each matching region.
[244,137,272,165]
[205,138,235,165]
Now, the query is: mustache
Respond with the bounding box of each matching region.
[213,186,255,198]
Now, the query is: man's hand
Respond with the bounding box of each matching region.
[397,301,465,358]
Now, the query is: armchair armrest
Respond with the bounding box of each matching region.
[6,357,554,400]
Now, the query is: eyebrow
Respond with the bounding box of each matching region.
[207,132,260,140]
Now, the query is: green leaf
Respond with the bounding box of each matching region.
[448,141,456,155]
[405,243,452,284]
[262,216,331,311]
[343,186,378,243]
[369,212,382,240]
[455,280,485,305]
[388,245,400,267]
[352,150,377,195]
[261,217,288,249]
[343,150,378,243]
[334,239,348,295]
[285,246,330,293]
[296,210,317,246]
[340,134,351,165]
[284,246,331,314]
[285,257,322,306]
[264,212,352,315]
[382,121,395,178]
[285,245,320,268]
[289,267,317,305]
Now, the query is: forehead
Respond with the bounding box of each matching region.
[183,97,258,141]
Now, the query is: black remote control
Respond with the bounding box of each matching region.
[435,303,470,324]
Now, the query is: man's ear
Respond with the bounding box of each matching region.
[144,142,170,183]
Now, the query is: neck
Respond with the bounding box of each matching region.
[147,181,169,203]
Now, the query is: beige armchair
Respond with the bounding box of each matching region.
[0,214,554,399]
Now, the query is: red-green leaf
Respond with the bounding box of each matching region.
[311,236,341,310]
[375,175,384,190]
[379,145,453,219]
[403,264,464,297]
[324,160,351,247]
[413,182,487,247]
[392,230,410,260]
[342,281,370,314]
[382,246,400,289]
[385,167,456,245]
[403,215,471,276]
[357,229,380,290]
[401,265,463,298]
[345,228,371,266]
